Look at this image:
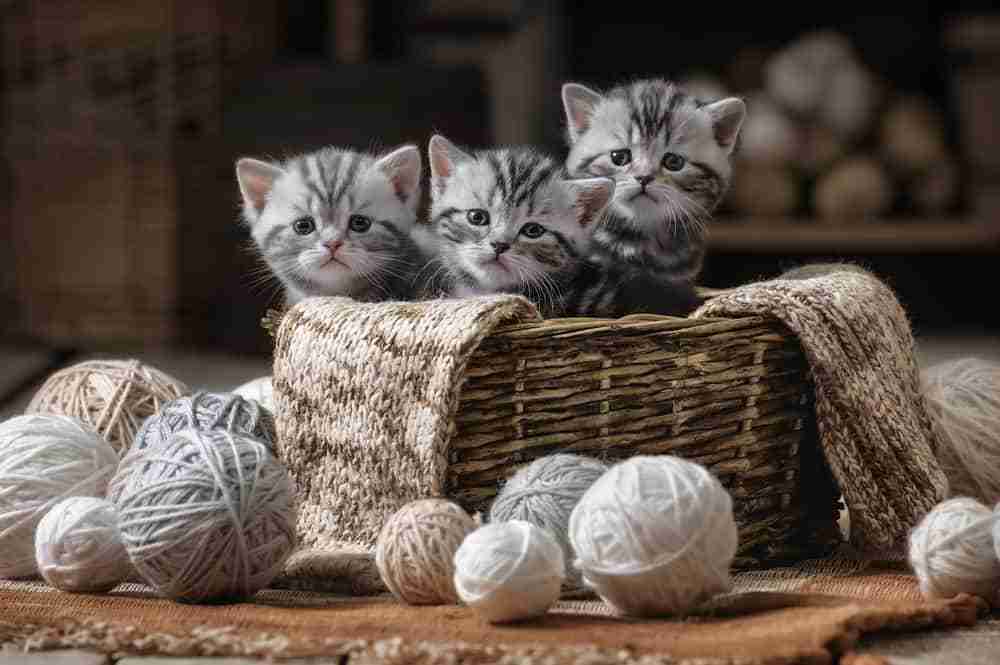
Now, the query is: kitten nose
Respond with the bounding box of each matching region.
[325,240,344,253]
[635,174,655,187]
[491,241,511,256]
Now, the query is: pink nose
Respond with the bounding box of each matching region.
[325,240,343,253]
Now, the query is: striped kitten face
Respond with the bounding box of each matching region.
[236,145,421,304]
[427,135,613,303]
[562,79,745,230]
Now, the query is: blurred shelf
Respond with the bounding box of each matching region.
[708,219,1000,253]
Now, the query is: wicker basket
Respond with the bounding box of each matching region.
[446,314,841,568]
[269,298,844,572]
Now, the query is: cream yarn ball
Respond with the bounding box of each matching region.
[233,376,275,413]
[117,428,296,603]
[453,520,565,623]
[376,498,478,605]
[0,414,119,578]
[490,454,607,587]
[568,455,738,617]
[35,496,130,592]
[107,391,276,504]
[922,358,1000,505]
[27,359,188,456]
[908,497,1000,601]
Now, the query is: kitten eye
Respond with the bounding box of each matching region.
[467,209,490,226]
[348,214,372,232]
[610,149,632,167]
[661,152,686,171]
[292,217,316,235]
[520,222,546,239]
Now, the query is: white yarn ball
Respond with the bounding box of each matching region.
[233,376,275,413]
[117,427,297,603]
[909,497,1000,601]
[922,358,1000,505]
[569,455,737,617]
[738,93,800,165]
[766,30,856,117]
[490,454,607,588]
[35,496,130,592]
[453,520,565,623]
[821,61,879,138]
[0,414,119,578]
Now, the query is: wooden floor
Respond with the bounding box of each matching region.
[1,335,998,664]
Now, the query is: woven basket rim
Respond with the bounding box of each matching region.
[491,313,770,339]
[261,286,750,340]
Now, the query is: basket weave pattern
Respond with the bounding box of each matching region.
[273,295,841,570]
[449,315,837,566]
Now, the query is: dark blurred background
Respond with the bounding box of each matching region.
[2,1,999,359]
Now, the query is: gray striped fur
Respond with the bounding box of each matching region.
[424,135,615,317]
[236,144,423,306]
[423,134,699,318]
[562,79,746,292]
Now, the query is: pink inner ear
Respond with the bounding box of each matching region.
[576,187,610,227]
[711,103,745,149]
[568,103,592,135]
[387,169,412,204]
[430,148,453,181]
[242,168,275,212]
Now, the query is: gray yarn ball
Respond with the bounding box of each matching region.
[108,391,276,504]
[117,427,296,603]
[489,454,608,587]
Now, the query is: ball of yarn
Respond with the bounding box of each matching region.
[117,428,296,603]
[453,520,565,623]
[27,359,188,456]
[490,454,607,587]
[0,414,119,578]
[921,358,1000,505]
[233,376,275,413]
[568,455,738,617]
[35,496,130,592]
[376,498,477,605]
[908,497,1000,601]
[107,391,277,504]
[813,156,892,223]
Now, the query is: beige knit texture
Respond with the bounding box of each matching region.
[272,295,541,555]
[693,265,948,553]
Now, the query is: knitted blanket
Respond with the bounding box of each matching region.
[272,295,541,558]
[693,264,948,553]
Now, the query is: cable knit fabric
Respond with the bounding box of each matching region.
[693,265,948,554]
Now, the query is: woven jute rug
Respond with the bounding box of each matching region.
[0,549,986,665]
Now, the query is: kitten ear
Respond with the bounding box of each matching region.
[428,134,473,191]
[561,83,604,143]
[562,177,615,228]
[375,144,422,208]
[704,97,746,154]
[236,158,284,219]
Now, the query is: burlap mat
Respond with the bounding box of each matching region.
[0,550,986,664]
[694,267,947,554]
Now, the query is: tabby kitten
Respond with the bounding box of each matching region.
[236,145,423,306]
[424,134,615,317]
[561,78,746,295]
